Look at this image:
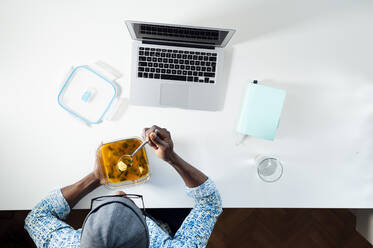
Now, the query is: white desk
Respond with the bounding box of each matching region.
[1,0,373,210]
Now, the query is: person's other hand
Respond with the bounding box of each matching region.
[143,125,175,163]
[93,148,106,185]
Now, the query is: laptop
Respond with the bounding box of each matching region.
[125,21,235,110]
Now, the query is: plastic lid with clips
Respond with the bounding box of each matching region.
[58,65,118,125]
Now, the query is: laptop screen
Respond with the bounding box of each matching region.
[129,22,233,47]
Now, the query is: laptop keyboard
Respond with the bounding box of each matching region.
[137,47,217,83]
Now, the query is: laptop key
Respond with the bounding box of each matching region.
[161,74,186,81]
[209,57,217,61]
[138,72,143,77]
[204,77,209,83]
[149,73,154,78]
[161,69,166,73]
[209,80,214,84]
[182,71,187,75]
[139,62,147,66]
[143,73,148,78]
[139,56,146,61]
[154,74,160,79]
[138,67,144,72]
[177,70,182,75]
[187,76,193,81]
[204,72,215,77]
[172,70,176,74]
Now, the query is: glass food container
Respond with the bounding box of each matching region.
[97,137,150,188]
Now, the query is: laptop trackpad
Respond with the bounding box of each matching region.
[160,84,189,108]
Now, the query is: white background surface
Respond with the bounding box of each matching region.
[1,0,373,209]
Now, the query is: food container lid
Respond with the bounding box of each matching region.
[58,65,118,125]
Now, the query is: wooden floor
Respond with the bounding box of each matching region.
[0,209,371,248]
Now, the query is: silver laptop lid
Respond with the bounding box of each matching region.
[126,20,235,48]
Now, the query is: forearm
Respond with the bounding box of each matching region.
[168,152,208,188]
[61,172,101,209]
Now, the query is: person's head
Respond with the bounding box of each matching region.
[80,191,149,248]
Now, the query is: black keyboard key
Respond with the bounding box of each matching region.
[139,51,144,55]
[178,50,183,53]
[145,68,150,72]
[156,48,161,51]
[212,53,217,56]
[188,55,193,59]
[166,69,171,74]
[139,62,147,66]
[202,67,206,71]
[180,65,185,69]
[193,55,197,60]
[145,47,150,50]
[177,70,182,75]
[172,54,176,58]
[198,56,203,60]
[150,52,154,56]
[174,59,179,64]
[182,71,187,75]
[195,52,200,55]
[199,79,204,83]
[190,61,195,65]
[147,57,152,61]
[155,52,160,57]
[204,56,208,61]
[191,66,196,70]
[201,61,205,66]
[164,64,168,68]
[154,74,160,79]
[170,64,174,69]
[187,76,193,81]
[139,56,146,61]
[138,72,143,77]
[209,80,214,84]
[196,66,201,71]
[212,66,216,72]
[157,58,162,62]
[161,53,165,57]
[139,47,144,50]
[204,72,215,77]
[179,60,184,64]
[188,71,192,75]
[209,57,217,61]
[206,62,211,66]
[161,69,166,73]
[161,74,186,81]
[163,58,168,63]
[186,65,190,70]
[148,62,153,67]
[149,73,154,78]
[150,48,155,51]
[185,60,189,65]
[156,69,160,73]
[159,64,163,68]
[169,59,173,63]
[204,77,209,83]
[195,61,200,66]
[138,67,144,72]
[193,71,198,76]
[182,55,187,59]
[143,72,148,78]
[198,72,203,76]
[177,54,181,58]
[150,68,155,72]
[154,63,158,67]
[207,67,211,72]
[175,65,180,69]
[172,70,176,74]
[201,52,206,55]
[194,77,198,82]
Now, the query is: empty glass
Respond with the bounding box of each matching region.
[256,155,283,182]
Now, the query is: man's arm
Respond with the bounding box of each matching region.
[25,172,102,248]
[144,126,222,248]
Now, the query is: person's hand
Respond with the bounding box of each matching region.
[143,125,175,163]
[93,148,106,185]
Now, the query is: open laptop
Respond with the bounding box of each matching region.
[126,21,235,110]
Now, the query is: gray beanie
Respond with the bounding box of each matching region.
[80,197,149,248]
